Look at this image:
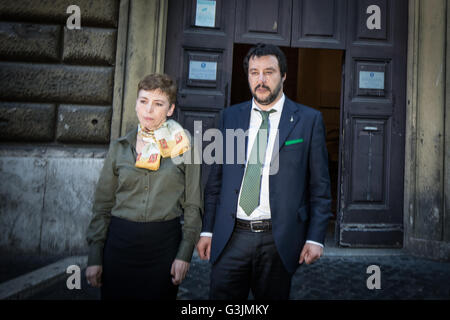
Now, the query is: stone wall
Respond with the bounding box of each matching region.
[0,0,119,144]
[0,150,105,255]
[0,0,120,256]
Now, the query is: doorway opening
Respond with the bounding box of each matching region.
[231,43,344,244]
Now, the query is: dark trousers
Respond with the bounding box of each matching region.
[209,227,292,300]
[101,216,180,300]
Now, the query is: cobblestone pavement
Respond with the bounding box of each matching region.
[28,251,450,300]
[179,253,450,300]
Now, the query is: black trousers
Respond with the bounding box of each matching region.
[209,227,293,300]
[101,216,181,300]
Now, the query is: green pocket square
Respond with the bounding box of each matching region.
[285,138,304,146]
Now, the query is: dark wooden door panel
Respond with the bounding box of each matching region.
[291,0,347,49]
[235,0,292,46]
[350,118,388,207]
[339,0,408,247]
[165,0,236,186]
[165,0,236,135]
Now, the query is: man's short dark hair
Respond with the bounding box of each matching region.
[243,43,287,77]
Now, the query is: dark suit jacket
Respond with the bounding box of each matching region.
[202,97,332,274]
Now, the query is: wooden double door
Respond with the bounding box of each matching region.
[165,0,408,247]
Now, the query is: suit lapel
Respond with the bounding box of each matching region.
[278,98,301,148]
[270,98,301,164]
[235,98,301,165]
[237,101,252,131]
[237,101,252,159]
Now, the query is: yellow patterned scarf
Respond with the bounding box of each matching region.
[135,120,190,171]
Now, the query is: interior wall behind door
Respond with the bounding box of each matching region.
[230,44,343,216]
[297,48,343,216]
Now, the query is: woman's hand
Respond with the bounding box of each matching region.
[170,259,190,286]
[86,265,103,288]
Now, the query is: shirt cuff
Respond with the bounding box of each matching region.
[87,243,104,266]
[306,240,324,248]
[200,232,213,237]
[176,239,196,263]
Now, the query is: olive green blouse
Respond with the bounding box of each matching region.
[85,128,203,266]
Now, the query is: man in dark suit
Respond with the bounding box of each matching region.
[197,43,332,300]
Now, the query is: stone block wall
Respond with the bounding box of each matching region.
[0,0,120,257]
[0,153,105,255]
[0,0,119,144]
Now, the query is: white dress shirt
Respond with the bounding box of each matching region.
[236,94,284,220]
[201,94,323,248]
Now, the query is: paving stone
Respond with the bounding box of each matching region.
[19,252,450,300]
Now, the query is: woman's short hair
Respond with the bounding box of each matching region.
[243,43,287,77]
[137,73,177,105]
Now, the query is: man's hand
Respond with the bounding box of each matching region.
[196,236,212,260]
[171,259,190,285]
[86,265,103,287]
[299,243,323,265]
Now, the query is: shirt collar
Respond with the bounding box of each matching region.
[251,93,285,115]
[117,127,138,148]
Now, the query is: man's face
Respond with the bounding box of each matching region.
[248,55,286,107]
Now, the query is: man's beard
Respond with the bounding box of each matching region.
[251,81,283,105]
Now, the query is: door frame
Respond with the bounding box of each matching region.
[161,0,408,247]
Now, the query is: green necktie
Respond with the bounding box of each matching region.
[239,109,276,216]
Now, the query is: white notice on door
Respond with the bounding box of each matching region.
[189,61,217,81]
[195,0,216,27]
[359,71,385,89]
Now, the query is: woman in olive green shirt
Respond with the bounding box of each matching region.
[85,73,202,299]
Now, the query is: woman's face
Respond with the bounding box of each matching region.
[135,89,174,131]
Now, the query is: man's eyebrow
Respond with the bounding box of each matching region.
[249,66,277,71]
